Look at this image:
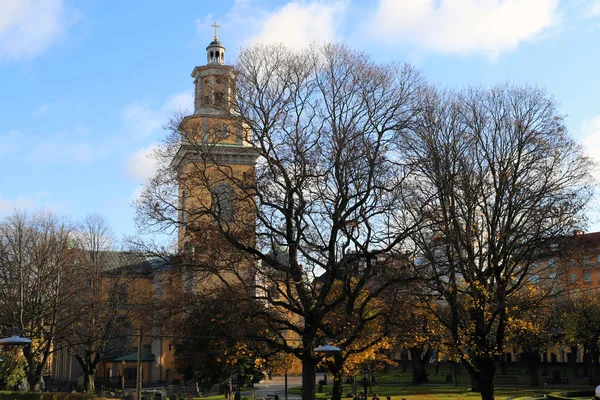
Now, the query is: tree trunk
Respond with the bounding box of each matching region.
[26,373,41,392]
[84,372,96,393]
[590,348,600,386]
[569,345,580,379]
[301,354,317,400]
[24,352,43,392]
[583,348,591,379]
[523,349,540,386]
[331,371,343,400]
[409,346,430,385]
[499,355,507,375]
[75,354,98,393]
[465,365,480,393]
[478,357,496,400]
[401,350,408,373]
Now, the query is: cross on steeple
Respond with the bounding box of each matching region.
[212,22,220,40]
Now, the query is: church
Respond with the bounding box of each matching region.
[51,26,258,390]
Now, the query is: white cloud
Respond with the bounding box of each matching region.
[0,0,68,62]
[196,1,348,54]
[246,1,348,49]
[591,0,600,16]
[369,0,560,59]
[122,102,163,138]
[122,91,193,195]
[126,144,160,182]
[122,90,193,138]
[0,191,52,216]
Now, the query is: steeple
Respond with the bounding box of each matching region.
[190,23,234,114]
[206,22,225,65]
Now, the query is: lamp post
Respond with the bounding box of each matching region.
[314,344,341,396]
[0,335,32,390]
[0,336,32,346]
[121,360,126,390]
[362,370,369,400]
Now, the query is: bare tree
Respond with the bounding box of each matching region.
[0,211,81,391]
[57,214,141,393]
[135,43,425,400]
[399,85,593,400]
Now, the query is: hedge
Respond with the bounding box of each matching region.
[0,392,105,400]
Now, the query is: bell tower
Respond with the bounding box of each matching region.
[172,24,257,258]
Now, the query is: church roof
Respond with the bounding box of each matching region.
[89,250,169,276]
[110,351,156,362]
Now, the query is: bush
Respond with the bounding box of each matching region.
[0,393,102,400]
[345,393,354,398]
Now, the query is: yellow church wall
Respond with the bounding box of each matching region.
[178,161,256,249]
[198,74,233,110]
[179,115,251,146]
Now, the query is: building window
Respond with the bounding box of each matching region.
[125,367,137,381]
[549,272,557,279]
[571,273,577,283]
[584,272,592,283]
[570,259,576,266]
[584,256,590,265]
[211,183,234,221]
[551,243,559,252]
[215,92,224,106]
[548,258,557,267]
[109,283,128,306]
[528,275,539,284]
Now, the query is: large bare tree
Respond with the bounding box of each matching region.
[135,43,425,400]
[399,85,593,400]
[0,211,82,391]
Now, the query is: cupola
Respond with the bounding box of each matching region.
[206,22,225,65]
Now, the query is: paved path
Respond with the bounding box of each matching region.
[241,375,315,400]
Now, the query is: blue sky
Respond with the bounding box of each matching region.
[2,0,600,242]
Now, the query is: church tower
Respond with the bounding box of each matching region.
[171,24,257,277]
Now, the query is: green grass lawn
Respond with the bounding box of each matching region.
[288,385,548,400]
[202,364,595,400]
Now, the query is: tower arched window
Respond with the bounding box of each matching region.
[215,91,225,107]
[211,183,234,221]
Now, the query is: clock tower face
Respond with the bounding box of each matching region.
[215,123,230,139]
